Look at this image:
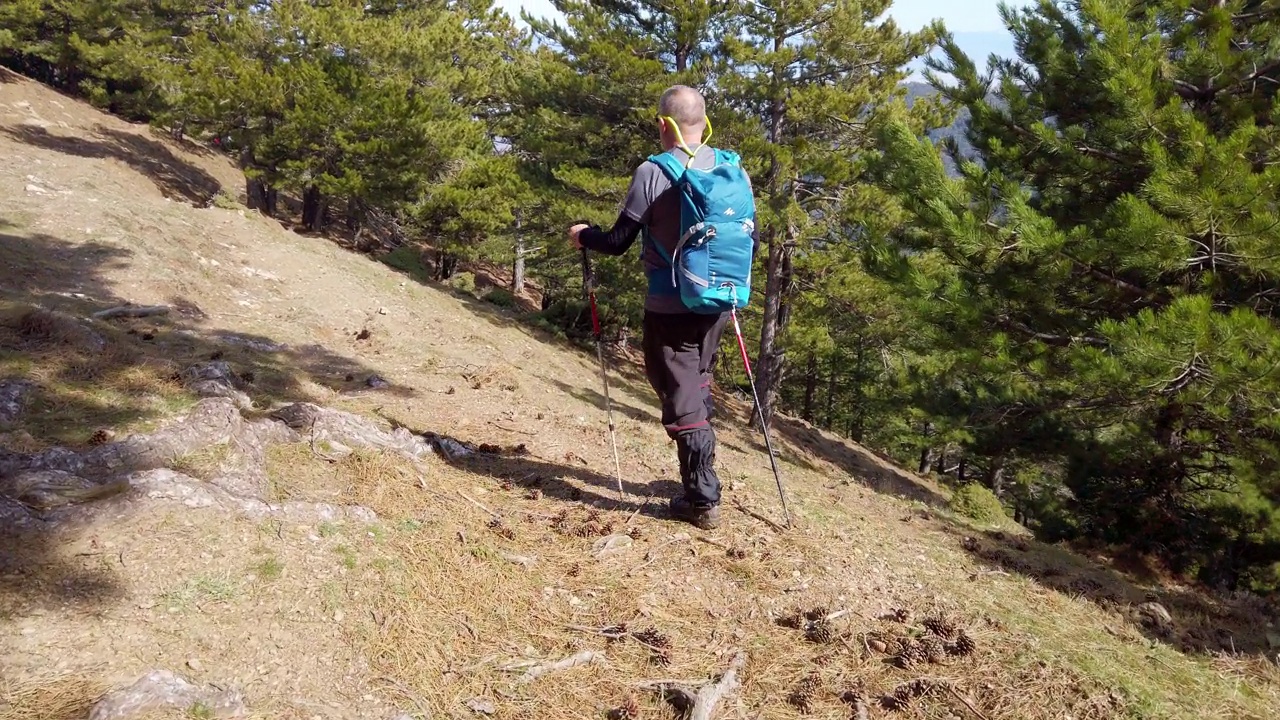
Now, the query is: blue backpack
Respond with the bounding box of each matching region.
[645,148,757,314]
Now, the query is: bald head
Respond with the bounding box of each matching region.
[659,85,707,135]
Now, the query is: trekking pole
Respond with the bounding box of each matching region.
[581,248,625,503]
[728,305,792,529]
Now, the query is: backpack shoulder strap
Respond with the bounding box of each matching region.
[647,152,689,183]
[712,148,741,166]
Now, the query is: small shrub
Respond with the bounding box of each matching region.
[448,271,477,295]
[380,245,431,284]
[949,483,1007,524]
[210,190,241,210]
[483,288,516,308]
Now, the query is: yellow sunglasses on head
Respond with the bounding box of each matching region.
[658,113,714,166]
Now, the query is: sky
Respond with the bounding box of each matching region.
[493,0,1023,70]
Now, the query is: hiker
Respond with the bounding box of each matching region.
[569,85,758,530]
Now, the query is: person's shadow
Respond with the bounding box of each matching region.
[413,427,673,520]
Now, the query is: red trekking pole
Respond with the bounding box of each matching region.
[728,305,792,528]
[581,248,625,502]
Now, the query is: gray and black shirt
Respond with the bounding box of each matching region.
[578,145,757,314]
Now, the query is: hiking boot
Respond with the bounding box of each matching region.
[670,495,721,530]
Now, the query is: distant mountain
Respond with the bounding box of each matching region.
[900,81,1006,175]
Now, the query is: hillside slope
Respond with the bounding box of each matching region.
[2,70,1278,720]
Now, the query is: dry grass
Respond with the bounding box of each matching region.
[0,672,107,720]
[2,70,1279,720]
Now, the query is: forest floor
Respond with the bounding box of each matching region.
[2,67,1279,720]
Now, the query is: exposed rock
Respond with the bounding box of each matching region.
[0,379,34,424]
[366,374,390,389]
[0,469,129,510]
[269,402,433,462]
[1136,602,1174,635]
[0,398,249,480]
[181,361,252,409]
[130,469,377,523]
[88,669,247,720]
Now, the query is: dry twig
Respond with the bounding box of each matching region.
[92,304,171,319]
[503,650,605,684]
[458,490,501,520]
[733,500,787,532]
[638,650,746,720]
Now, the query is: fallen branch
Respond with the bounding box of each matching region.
[945,682,991,720]
[626,494,653,525]
[92,304,171,320]
[488,420,537,436]
[458,490,501,520]
[503,650,605,684]
[639,650,746,720]
[733,500,787,533]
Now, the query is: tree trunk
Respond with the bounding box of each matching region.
[302,186,325,232]
[240,146,270,214]
[436,251,459,280]
[824,357,838,429]
[986,454,1007,498]
[958,457,967,484]
[751,83,791,432]
[513,213,526,296]
[918,422,936,474]
[801,353,818,422]
[848,334,866,442]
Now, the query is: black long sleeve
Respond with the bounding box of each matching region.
[579,212,761,258]
[578,211,643,256]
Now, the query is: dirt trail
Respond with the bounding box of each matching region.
[1,70,1278,720]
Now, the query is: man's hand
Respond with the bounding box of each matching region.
[568,223,590,249]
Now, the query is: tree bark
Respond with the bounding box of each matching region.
[986,454,1006,498]
[513,212,526,296]
[801,353,817,422]
[918,422,936,475]
[240,146,270,214]
[824,356,839,429]
[436,251,459,280]
[302,186,325,232]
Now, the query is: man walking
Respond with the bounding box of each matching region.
[569,85,757,530]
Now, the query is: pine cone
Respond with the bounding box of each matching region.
[840,681,867,706]
[607,695,641,720]
[918,635,947,663]
[633,627,672,665]
[949,631,976,657]
[486,518,515,540]
[805,620,836,644]
[777,607,806,629]
[574,521,602,538]
[883,679,932,712]
[567,563,582,577]
[88,428,114,446]
[626,526,643,540]
[923,614,959,639]
[599,521,616,535]
[890,607,911,623]
[727,547,747,560]
[524,489,543,501]
[551,510,570,529]
[499,480,515,491]
[788,671,822,714]
[895,641,926,669]
[586,509,602,522]
[805,606,831,622]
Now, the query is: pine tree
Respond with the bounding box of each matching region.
[871,0,1280,589]
[502,0,725,334]
[714,0,943,429]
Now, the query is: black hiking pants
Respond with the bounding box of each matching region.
[641,309,730,506]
